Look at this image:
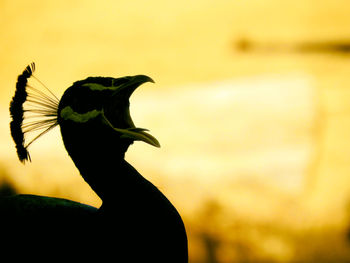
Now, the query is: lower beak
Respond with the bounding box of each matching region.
[102,111,160,148]
[115,127,160,148]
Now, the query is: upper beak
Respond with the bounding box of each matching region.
[113,75,155,99]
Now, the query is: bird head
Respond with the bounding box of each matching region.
[10,63,159,166]
[57,75,160,169]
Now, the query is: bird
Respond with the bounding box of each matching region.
[2,63,188,262]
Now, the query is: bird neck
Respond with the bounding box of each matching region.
[76,156,147,204]
[60,125,149,206]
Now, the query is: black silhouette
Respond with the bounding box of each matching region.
[3,63,188,262]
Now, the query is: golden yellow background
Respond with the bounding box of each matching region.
[1,0,350,261]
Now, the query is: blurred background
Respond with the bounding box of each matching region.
[1,0,350,261]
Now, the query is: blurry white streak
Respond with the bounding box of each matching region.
[130,72,316,193]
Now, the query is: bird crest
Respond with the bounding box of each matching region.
[9,63,59,162]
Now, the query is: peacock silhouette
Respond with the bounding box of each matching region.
[2,63,188,262]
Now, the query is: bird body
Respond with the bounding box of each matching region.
[0,194,97,217]
[2,64,188,262]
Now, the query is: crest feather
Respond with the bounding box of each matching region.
[9,63,59,162]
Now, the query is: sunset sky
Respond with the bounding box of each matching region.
[2,0,350,261]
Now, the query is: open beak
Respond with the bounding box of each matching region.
[103,75,160,148]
